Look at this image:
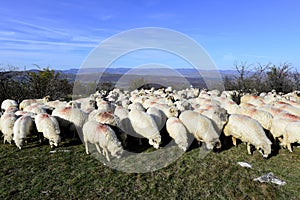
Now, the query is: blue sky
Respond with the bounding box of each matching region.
[1,0,300,71]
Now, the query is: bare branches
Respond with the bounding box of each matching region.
[225,62,298,93]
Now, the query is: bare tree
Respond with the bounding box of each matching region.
[266,63,292,93]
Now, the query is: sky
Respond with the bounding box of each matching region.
[1,0,300,71]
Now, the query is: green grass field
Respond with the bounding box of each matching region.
[1,138,299,200]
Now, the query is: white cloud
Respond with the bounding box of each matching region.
[6,18,68,36]
[0,31,15,36]
[0,37,97,48]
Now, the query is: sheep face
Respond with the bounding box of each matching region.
[168,107,179,118]
[15,138,25,149]
[49,135,61,148]
[258,144,271,158]
[178,141,188,151]
[205,139,221,150]
[110,143,123,159]
[149,135,161,149]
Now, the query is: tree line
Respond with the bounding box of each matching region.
[224,62,300,94]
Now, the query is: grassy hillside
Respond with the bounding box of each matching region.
[0,139,299,199]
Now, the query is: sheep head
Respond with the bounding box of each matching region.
[149,135,161,149]
[206,139,221,150]
[259,143,272,159]
[15,138,25,149]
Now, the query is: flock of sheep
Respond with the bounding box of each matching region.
[1,87,300,162]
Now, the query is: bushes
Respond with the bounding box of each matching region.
[0,65,73,104]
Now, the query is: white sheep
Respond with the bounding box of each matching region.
[223,114,272,158]
[128,102,145,111]
[89,111,121,127]
[166,117,189,151]
[179,110,221,150]
[269,113,300,142]
[258,105,286,117]
[282,121,300,152]
[19,96,50,110]
[246,98,266,107]
[146,106,166,131]
[95,98,112,111]
[219,98,240,114]
[114,106,129,120]
[195,106,228,135]
[0,112,17,144]
[272,102,300,117]
[237,107,273,130]
[83,120,123,161]
[174,100,192,112]
[3,106,18,114]
[240,94,262,104]
[52,107,88,139]
[13,115,34,149]
[35,113,61,148]
[15,110,31,116]
[114,106,134,143]
[46,100,68,109]
[73,97,96,113]
[1,99,18,111]
[128,109,161,149]
[23,103,47,114]
[151,103,179,118]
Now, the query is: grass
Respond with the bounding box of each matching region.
[0,138,300,200]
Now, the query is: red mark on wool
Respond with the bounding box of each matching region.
[40,113,49,118]
[277,101,289,105]
[99,112,113,118]
[98,112,114,121]
[205,105,213,109]
[228,101,236,105]
[97,123,108,132]
[271,107,283,114]
[247,108,257,115]
[61,107,71,113]
[150,102,156,106]
[282,113,300,121]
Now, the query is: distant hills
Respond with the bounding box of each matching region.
[57,67,238,90]
[57,67,238,78]
[3,67,238,90]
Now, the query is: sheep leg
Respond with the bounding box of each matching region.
[103,147,110,162]
[232,137,237,146]
[85,142,90,154]
[287,143,293,153]
[38,132,44,144]
[95,144,102,154]
[198,141,202,146]
[247,143,252,155]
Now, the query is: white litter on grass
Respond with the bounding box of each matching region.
[237,162,252,168]
[49,149,72,154]
[253,172,286,186]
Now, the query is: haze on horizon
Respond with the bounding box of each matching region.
[1,0,300,71]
